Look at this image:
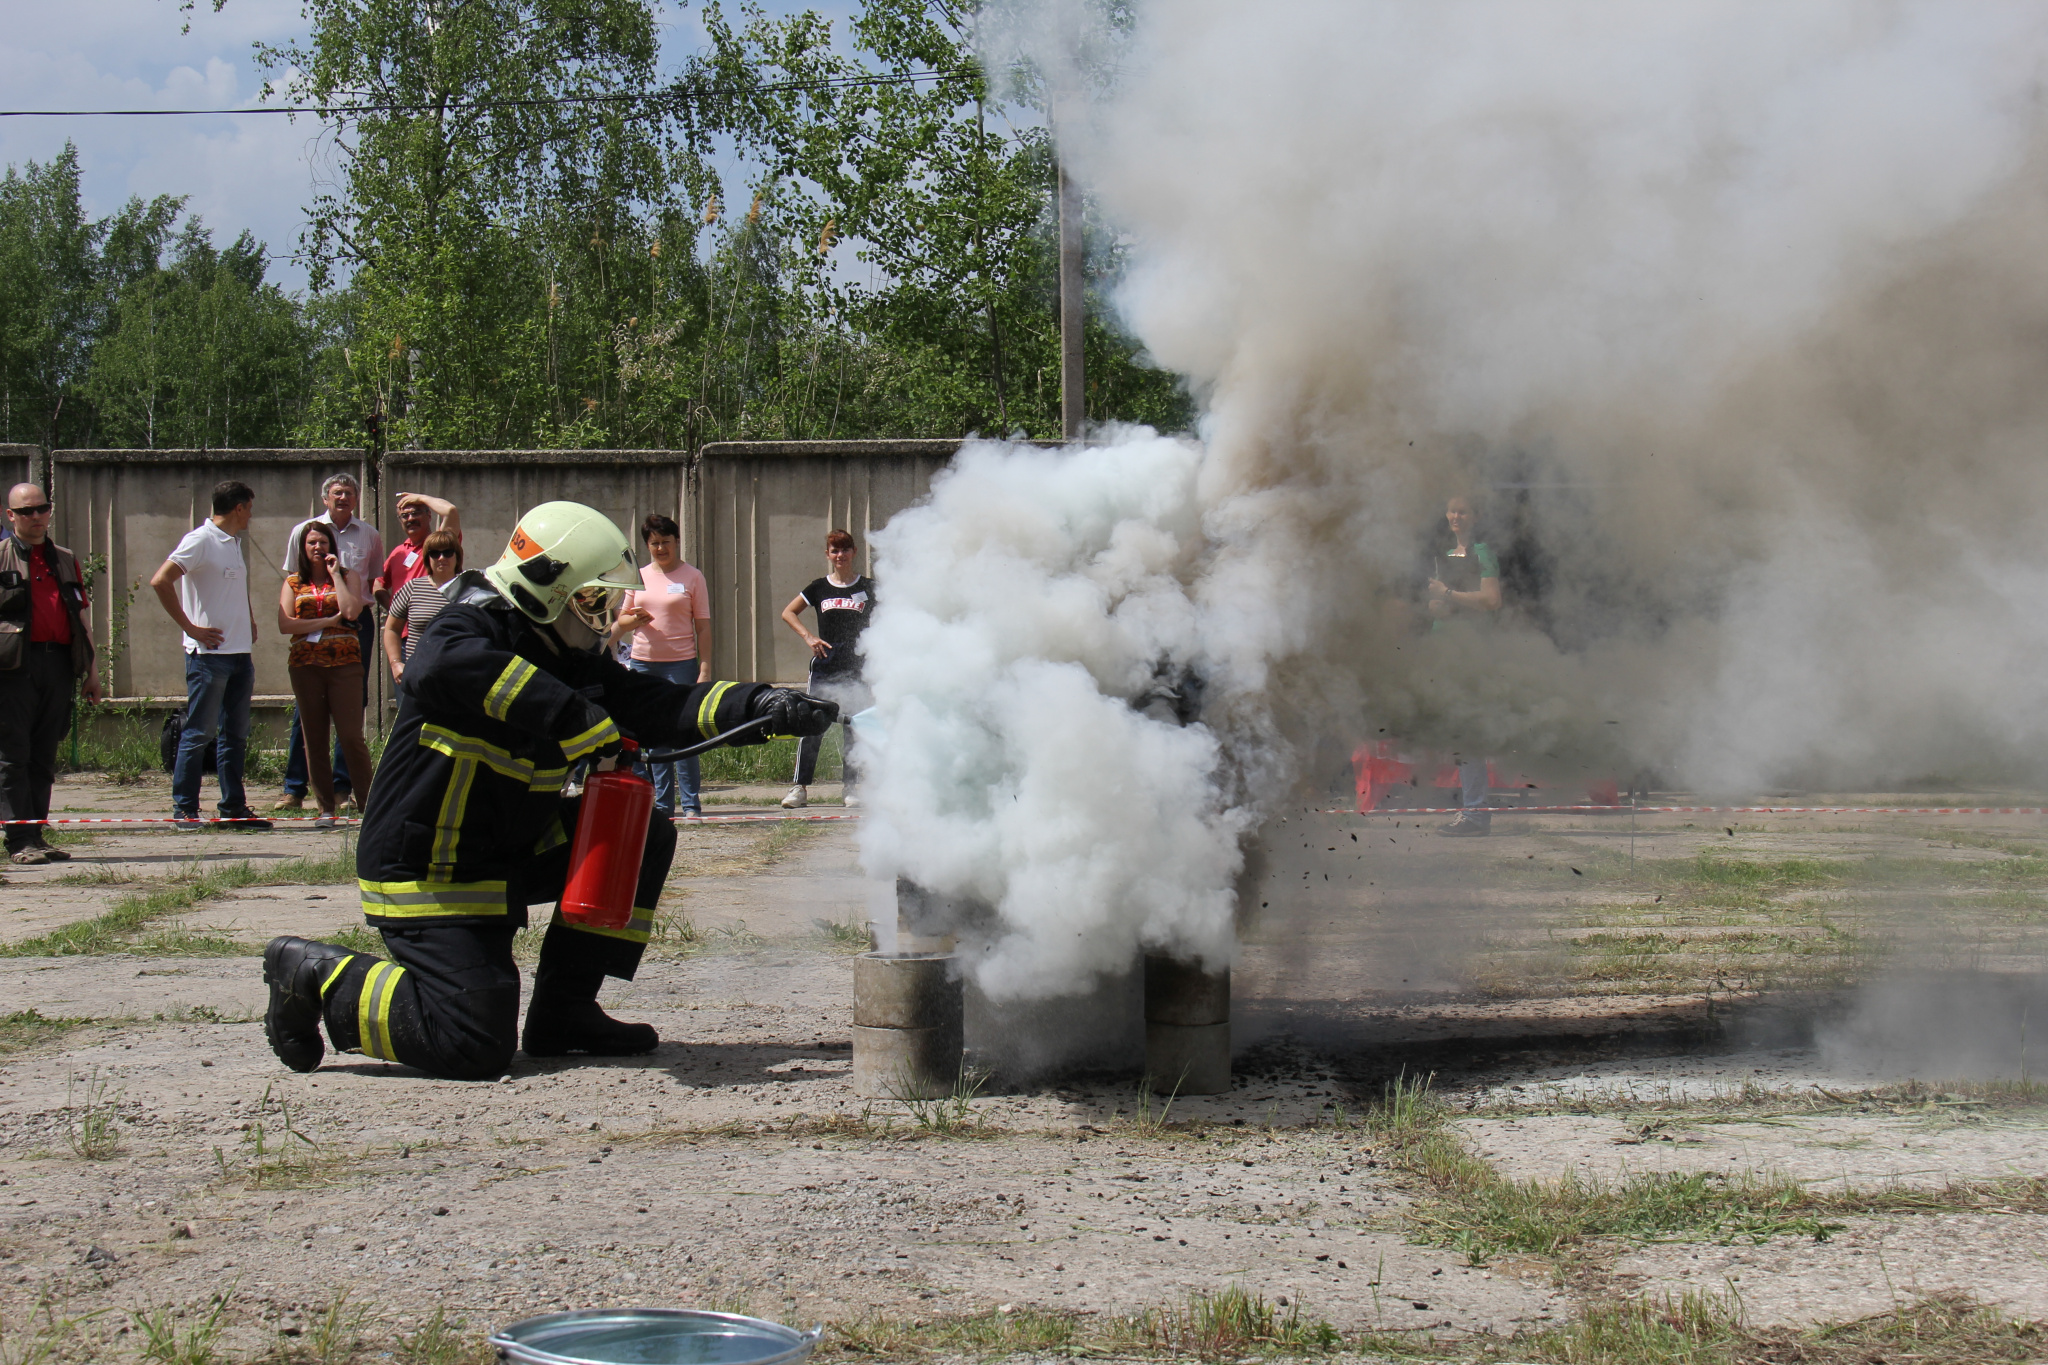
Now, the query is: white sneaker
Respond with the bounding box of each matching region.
[843,792,861,809]
[781,786,808,809]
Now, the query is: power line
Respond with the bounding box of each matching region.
[0,69,959,118]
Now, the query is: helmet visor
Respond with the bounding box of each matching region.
[570,585,625,635]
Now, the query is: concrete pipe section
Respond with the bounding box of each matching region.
[852,951,964,1099]
[1143,954,1231,1095]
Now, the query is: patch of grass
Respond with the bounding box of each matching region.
[891,1065,993,1137]
[699,730,842,785]
[832,1306,1081,1358]
[213,1083,332,1190]
[1122,1285,1343,1358]
[131,1292,229,1365]
[393,1310,493,1365]
[65,1066,122,1160]
[1128,1069,1187,1138]
[2,839,358,958]
[324,923,384,956]
[1754,1290,2046,1364]
[0,1288,103,1365]
[1126,1285,1342,1359]
[0,1008,91,1056]
[1517,1290,1743,1365]
[813,915,872,953]
[299,1289,366,1365]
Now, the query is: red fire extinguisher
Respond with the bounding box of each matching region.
[560,740,656,930]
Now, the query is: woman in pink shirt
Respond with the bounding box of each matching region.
[608,514,711,817]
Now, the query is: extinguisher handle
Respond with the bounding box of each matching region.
[639,715,776,763]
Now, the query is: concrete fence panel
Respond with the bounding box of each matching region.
[0,445,38,496]
[379,449,689,597]
[52,449,368,702]
[694,441,958,683]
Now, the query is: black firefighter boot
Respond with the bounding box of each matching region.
[522,958,658,1058]
[262,935,358,1072]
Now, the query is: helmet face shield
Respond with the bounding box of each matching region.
[570,585,625,635]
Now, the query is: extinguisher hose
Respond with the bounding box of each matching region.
[638,715,777,763]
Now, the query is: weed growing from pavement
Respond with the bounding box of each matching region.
[130,1291,229,1365]
[64,1066,122,1159]
[0,1008,90,1055]
[1128,1069,1187,1138]
[1131,1285,1344,1359]
[0,1289,103,1365]
[392,1309,493,1365]
[301,1288,368,1364]
[891,1065,992,1137]
[213,1083,327,1189]
[813,915,872,952]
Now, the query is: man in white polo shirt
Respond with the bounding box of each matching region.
[149,480,272,831]
[277,471,385,811]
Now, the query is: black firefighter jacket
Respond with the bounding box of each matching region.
[356,578,764,933]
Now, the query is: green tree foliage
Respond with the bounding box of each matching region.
[85,222,316,448]
[1,1,1191,454]
[0,147,115,447]
[263,0,712,448]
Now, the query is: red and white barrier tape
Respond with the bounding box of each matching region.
[2,811,857,828]
[1331,804,2048,816]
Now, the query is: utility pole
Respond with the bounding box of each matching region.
[1058,159,1084,442]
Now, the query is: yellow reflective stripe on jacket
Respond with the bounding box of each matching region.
[419,724,535,782]
[356,961,405,1062]
[430,755,480,872]
[550,907,655,946]
[695,680,738,739]
[483,656,540,722]
[559,714,621,762]
[530,765,568,795]
[359,879,509,917]
[318,954,358,998]
[533,818,568,855]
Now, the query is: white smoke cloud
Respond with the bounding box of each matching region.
[861,0,2048,1001]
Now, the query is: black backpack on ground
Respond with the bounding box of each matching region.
[159,708,218,775]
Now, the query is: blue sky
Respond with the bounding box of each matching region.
[0,0,858,292]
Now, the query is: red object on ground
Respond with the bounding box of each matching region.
[560,753,654,930]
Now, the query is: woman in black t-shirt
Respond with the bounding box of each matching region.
[777,529,874,808]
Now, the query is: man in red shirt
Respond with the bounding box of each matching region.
[376,491,461,606]
[0,484,101,866]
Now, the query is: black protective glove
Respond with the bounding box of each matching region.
[746,688,840,739]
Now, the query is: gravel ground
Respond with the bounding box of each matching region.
[3,776,2046,1359]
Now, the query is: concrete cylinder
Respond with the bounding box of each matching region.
[852,952,963,1099]
[1143,954,1231,1095]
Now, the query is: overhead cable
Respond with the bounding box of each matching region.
[0,69,957,118]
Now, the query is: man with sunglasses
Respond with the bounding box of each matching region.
[0,484,101,865]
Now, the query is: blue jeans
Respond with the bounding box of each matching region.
[629,657,701,813]
[1458,757,1489,811]
[283,615,372,795]
[173,652,254,815]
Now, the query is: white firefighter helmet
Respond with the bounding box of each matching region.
[484,501,639,629]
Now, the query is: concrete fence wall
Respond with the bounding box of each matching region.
[34,441,965,712]
[692,440,957,683]
[1,445,38,497]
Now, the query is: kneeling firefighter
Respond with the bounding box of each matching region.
[260,502,836,1080]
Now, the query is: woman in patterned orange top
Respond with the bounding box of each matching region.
[278,523,373,828]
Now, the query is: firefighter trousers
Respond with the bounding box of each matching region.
[317,806,675,1080]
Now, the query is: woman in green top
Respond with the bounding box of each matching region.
[1427,494,1500,835]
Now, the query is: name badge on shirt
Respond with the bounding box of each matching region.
[223,568,242,580]
[404,548,419,567]
[666,583,690,595]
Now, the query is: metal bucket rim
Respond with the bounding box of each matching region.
[488,1308,823,1365]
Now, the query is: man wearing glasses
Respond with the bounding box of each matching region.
[0,485,101,865]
